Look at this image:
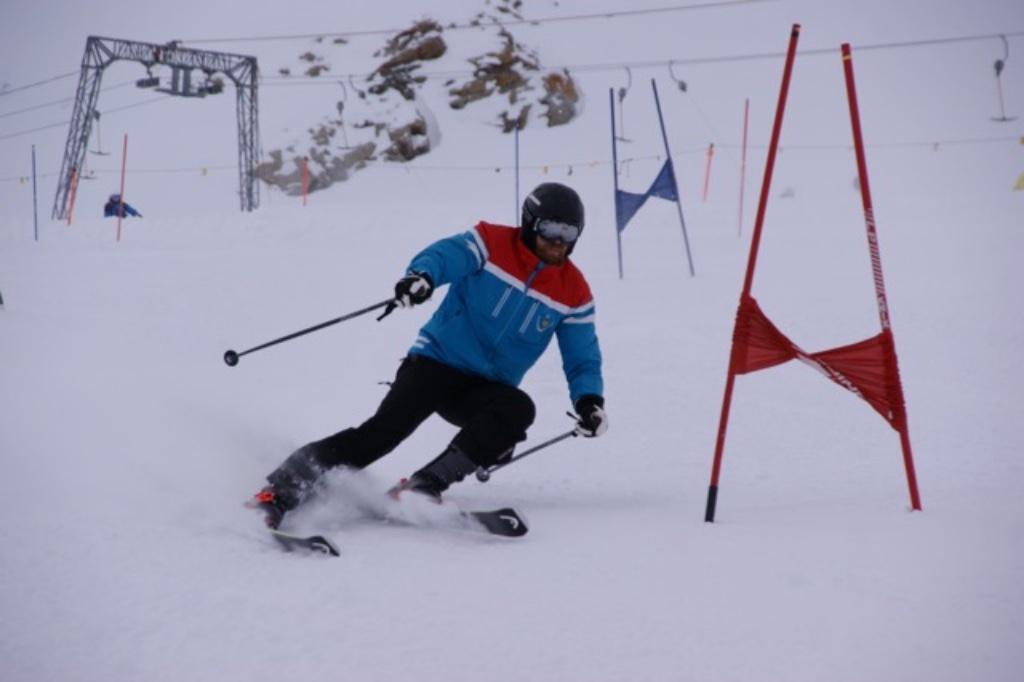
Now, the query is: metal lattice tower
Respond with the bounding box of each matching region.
[52,36,260,219]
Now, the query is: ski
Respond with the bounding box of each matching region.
[384,479,528,537]
[269,529,340,557]
[464,507,528,537]
[249,494,526,555]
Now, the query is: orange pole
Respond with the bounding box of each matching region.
[66,167,79,226]
[302,157,309,206]
[702,143,714,202]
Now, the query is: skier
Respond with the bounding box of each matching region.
[103,193,142,218]
[253,182,608,529]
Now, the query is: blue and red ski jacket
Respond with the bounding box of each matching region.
[406,221,603,404]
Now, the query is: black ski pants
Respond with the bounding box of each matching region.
[309,354,536,471]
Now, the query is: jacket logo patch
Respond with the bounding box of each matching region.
[537,315,552,332]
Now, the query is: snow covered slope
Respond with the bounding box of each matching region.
[1,1,1022,681]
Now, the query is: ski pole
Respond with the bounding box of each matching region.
[475,429,578,482]
[224,298,394,366]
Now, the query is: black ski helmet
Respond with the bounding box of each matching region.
[521,182,585,255]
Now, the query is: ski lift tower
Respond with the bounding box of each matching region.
[52,36,260,219]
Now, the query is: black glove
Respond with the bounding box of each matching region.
[394,272,434,307]
[574,394,608,438]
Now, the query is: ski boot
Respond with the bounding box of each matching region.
[251,487,293,530]
[388,443,478,502]
[250,445,325,529]
[387,475,443,502]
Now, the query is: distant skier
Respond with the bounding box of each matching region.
[253,182,608,529]
[103,193,142,218]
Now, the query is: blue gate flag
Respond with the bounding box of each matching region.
[615,159,679,233]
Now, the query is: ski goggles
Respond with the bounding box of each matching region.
[535,219,581,243]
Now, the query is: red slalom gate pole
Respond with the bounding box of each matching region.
[841,43,921,511]
[116,134,128,242]
[706,24,801,523]
[702,143,714,202]
[737,98,749,236]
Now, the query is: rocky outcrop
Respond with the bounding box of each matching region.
[539,71,578,127]
[446,28,578,131]
[381,117,431,161]
[261,1,580,195]
[368,20,447,101]
[255,143,375,196]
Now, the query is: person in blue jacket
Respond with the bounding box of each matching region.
[253,182,608,529]
[103,193,142,218]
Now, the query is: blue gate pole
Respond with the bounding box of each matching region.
[32,145,39,242]
[609,89,624,279]
[651,78,695,276]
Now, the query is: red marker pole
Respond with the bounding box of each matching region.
[706,25,801,523]
[841,43,921,511]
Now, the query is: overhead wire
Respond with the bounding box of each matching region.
[4,134,1020,184]
[0,80,137,120]
[4,23,1020,110]
[0,71,78,97]
[3,15,1020,99]
[254,30,1024,86]
[0,2,769,112]
[178,0,777,44]
[2,25,1019,142]
[1,17,1019,171]
[0,95,170,141]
